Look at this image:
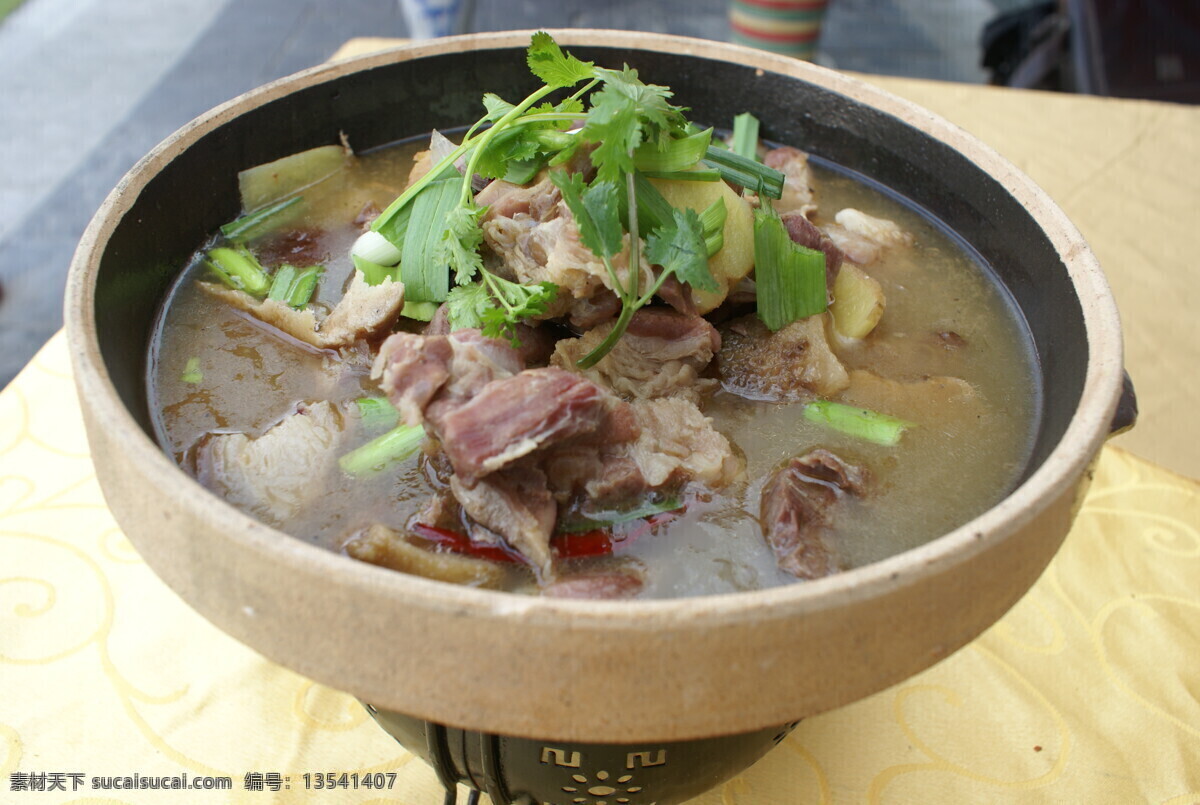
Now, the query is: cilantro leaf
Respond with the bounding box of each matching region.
[482,92,515,122]
[582,66,688,183]
[646,207,718,293]
[551,172,623,259]
[445,272,559,344]
[436,204,486,285]
[527,31,595,89]
[444,281,490,330]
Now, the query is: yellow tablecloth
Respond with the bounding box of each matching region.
[3,40,1199,805]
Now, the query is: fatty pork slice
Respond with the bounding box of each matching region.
[719,314,850,401]
[765,146,818,218]
[203,270,405,349]
[194,401,344,526]
[760,449,867,580]
[551,308,721,403]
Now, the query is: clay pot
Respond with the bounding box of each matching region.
[64,31,1129,804]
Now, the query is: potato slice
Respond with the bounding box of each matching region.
[344,524,505,588]
[830,263,885,339]
[649,177,755,313]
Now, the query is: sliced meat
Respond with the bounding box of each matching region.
[822,223,881,266]
[655,274,698,317]
[372,329,522,426]
[760,449,867,579]
[543,567,644,599]
[425,303,560,366]
[628,397,742,489]
[542,447,647,504]
[353,201,381,231]
[765,146,818,217]
[435,368,611,481]
[567,289,622,329]
[344,524,504,588]
[551,308,720,403]
[719,314,850,401]
[449,466,557,580]
[194,401,344,525]
[480,172,648,318]
[203,270,405,350]
[781,212,843,288]
[834,208,913,250]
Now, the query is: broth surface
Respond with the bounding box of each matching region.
[149,139,1041,598]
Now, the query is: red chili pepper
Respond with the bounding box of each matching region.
[410,523,523,564]
[410,522,614,564]
[552,529,613,559]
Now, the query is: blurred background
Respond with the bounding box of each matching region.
[0,0,1195,387]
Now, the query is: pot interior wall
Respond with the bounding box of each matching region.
[97,44,1083,478]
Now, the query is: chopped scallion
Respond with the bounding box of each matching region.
[754,207,827,330]
[267,264,323,309]
[351,230,403,266]
[804,400,914,446]
[699,197,727,256]
[206,247,270,297]
[698,197,727,237]
[352,254,398,286]
[181,357,203,385]
[731,112,761,162]
[703,145,785,199]
[401,301,439,321]
[633,128,713,173]
[400,177,462,303]
[219,196,302,242]
[630,171,674,234]
[355,396,399,431]
[557,495,683,533]
[640,169,721,182]
[338,423,425,476]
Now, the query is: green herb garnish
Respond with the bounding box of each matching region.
[181,357,203,385]
[354,396,400,431]
[754,206,826,330]
[206,246,271,297]
[731,112,761,162]
[267,264,323,309]
[338,423,425,476]
[219,196,302,242]
[703,144,784,198]
[804,400,914,446]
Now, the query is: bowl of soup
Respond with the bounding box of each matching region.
[65,29,1127,803]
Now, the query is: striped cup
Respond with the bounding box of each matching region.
[729,0,829,60]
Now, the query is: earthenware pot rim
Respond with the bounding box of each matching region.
[65,30,1123,736]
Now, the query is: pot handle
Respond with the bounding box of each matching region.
[1109,370,1138,437]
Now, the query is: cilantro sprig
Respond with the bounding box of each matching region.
[360,32,727,362]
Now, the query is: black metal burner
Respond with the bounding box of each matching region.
[363,702,798,805]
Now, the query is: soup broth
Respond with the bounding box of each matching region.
[150,133,1039,599]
